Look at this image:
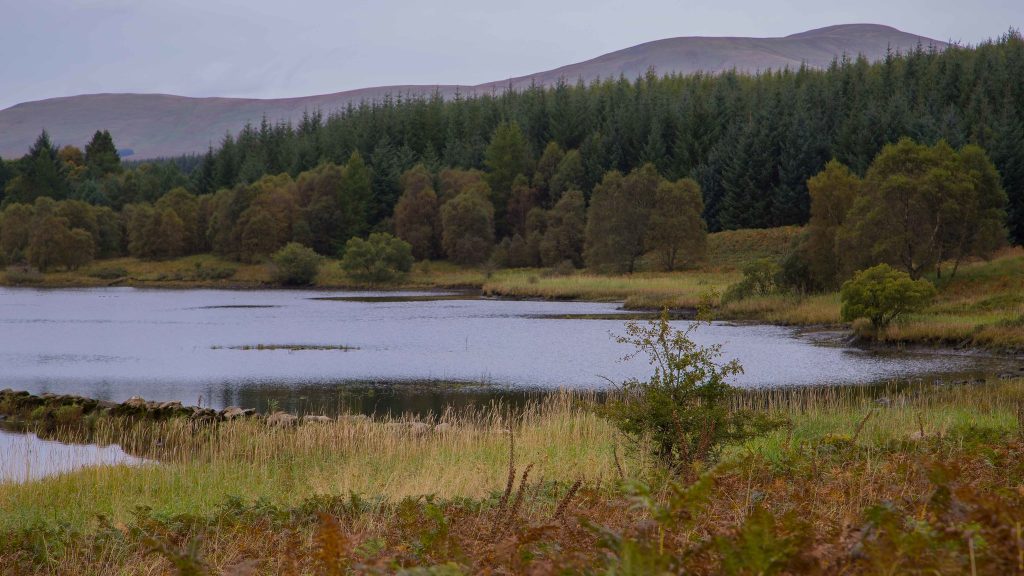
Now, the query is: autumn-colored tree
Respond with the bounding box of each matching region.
[505,176,537,238]
[437,168,487,204]
[64,228,95,270]
[27,216,94,271]
[125,203,157,258]
[394,165,441,260]
[533,142,565,207]
[0,203,35,262]
[297,164,346,255]
[540,190,586,267]
[484,122,534,236]
[646,178,706,271]
[155,209,186,259]
[239,206,283,262]
[803,160,861,288]
[839,139,1008,279]
[93,206,124,258]
[441,189,495,265]
[938,144,1008,275]
[55,200,99,247]
[155,188,201,254]
[585,164,661,273]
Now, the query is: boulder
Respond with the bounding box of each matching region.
[220,406,256,420]
[266,412,298,427]
[124,396,147,408]
[302,415,333,424]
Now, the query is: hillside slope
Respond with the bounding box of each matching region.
[0,24,944,159]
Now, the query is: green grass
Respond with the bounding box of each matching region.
[4,379,1024,574]
[0,394,636,532]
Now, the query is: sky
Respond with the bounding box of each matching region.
[1,0,1021,110]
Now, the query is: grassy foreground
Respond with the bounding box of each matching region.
[4,378,1024,574]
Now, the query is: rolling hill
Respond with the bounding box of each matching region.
[0,24,945,159]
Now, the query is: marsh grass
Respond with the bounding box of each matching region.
[0,392,641,532]
[486,270,740,306]
[4,379,1024,573]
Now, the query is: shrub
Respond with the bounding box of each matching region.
[270,243,322,286]
[604,309,776,471]
[340,233,414,283]
[723,258,781,302]
[840,264,937,332]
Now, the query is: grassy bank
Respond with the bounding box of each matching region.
[3,378,1024,573]
[3,227,1022,350]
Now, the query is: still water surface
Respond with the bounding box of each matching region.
[0,428,145,483]
[0,288,1006,415]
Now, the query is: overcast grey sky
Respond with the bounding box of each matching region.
[1,0,1020,110]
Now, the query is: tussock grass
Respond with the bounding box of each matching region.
[705,225,803,270]
[0,393,642,532]
[485,270,739,306]
[4,379,1024,573]
[721,292,842,325]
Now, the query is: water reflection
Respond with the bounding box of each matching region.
[0,288,1013,413]
[0,428,146,483]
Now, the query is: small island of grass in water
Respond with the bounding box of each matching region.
[210,344,359,351]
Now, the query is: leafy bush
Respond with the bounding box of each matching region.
[340,233,414,283]
[604,309,777,471]
[723,258,781,302]
[270,243,322,286]
[840,264,937,332]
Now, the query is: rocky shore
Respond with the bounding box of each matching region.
[0,389,334,430]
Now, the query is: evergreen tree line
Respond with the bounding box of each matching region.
[3,33,1022,243]
[178,31,1022,243]
[0,31,1021,274]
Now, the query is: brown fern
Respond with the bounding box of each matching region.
[553,479,583,521]
[313,513,349,576]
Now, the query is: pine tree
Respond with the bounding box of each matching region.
[991,94,1024,244]
[84,130,122,177]
[484,121,534,236]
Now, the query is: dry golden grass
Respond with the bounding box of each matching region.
[720,292,842,325]
[705,225,803,270]
[484,269,739,306]
[0,393,645,531]
[6,379,1024,575]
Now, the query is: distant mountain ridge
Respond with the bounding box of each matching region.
[0,24,946,159]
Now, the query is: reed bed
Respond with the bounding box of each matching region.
[0,393,644,532]
[4,379,1024,574]
[483,270,739,305]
